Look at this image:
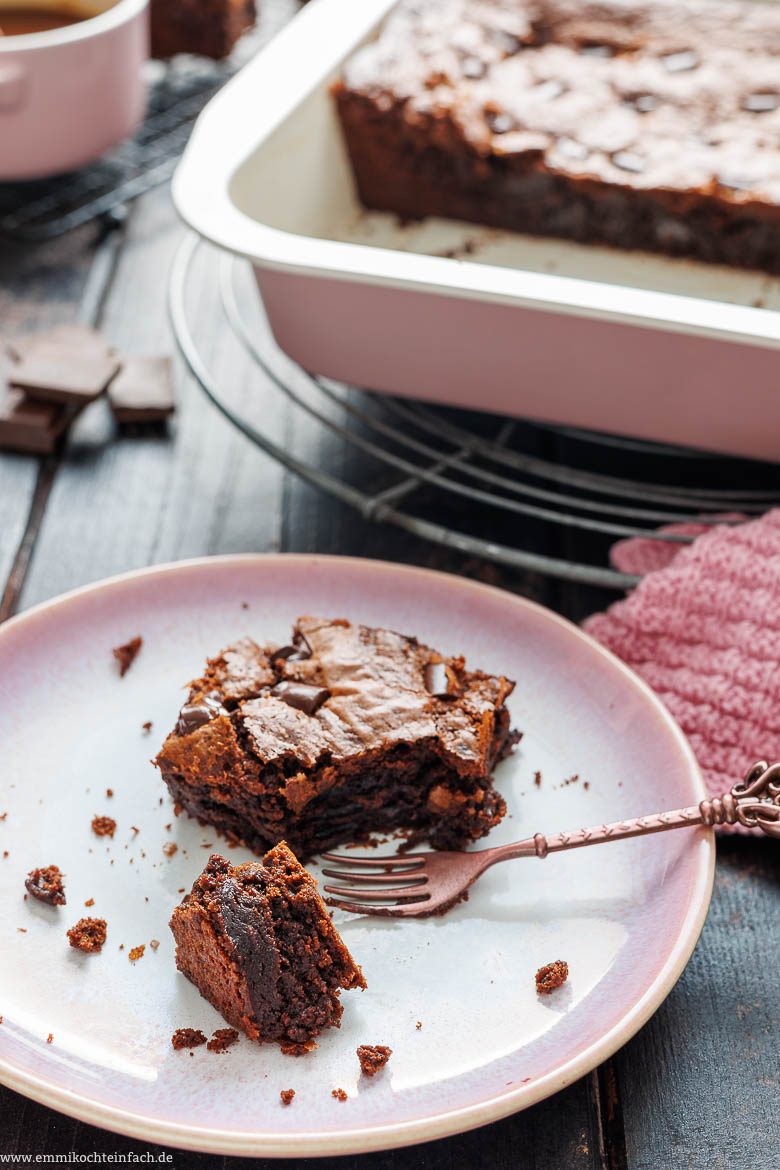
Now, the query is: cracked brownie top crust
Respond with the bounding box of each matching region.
[334,0,780,272]
[156,616,517,859]
[169,844,365,1049]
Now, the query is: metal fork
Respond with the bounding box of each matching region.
[321,760,780,917]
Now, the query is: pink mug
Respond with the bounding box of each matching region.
[0,0,149,180]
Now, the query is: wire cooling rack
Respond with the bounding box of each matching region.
[169,234,780,590]
[0,56,235,241]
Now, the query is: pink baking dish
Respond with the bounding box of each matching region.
[0,0,148,180]
[173,0,780,461]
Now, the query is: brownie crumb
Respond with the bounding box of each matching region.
[46,1033,53,1044]
[67,917,107,953]
[171,1028,207,1050]
[142,721,153,733]
[84,898,94,907]
[91,815,116,838]
[280,1040,317,1057]
[25,865,66,906]
[17,927,27,933]
[415,1020,422,1030]
[331,1088,348,1102]
[106,789,114,798]
[280,1089,295,1106]
[128,944,145,962]
[2,852,8,859]
[113,636,142,677]
[0,812,7,820]
[208,1027,240,1053]
[583,781,590,791]
[534,771,542,787]
[535,960,569,994]
[150,938,160,950]
[357,1044,392,1077]
[162,842,178,857]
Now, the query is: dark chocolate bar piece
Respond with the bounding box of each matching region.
[107,356,175,424]
[0,368,72,454]
[10,343,120,407]
[6,324,113,365]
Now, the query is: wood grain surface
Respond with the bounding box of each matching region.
[0,3,776,1166]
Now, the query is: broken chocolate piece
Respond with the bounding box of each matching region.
[10,343,120,407]
[25,865,66,906]
[6,323,113,365]
[108,356,175,424]
[0,365,72,455]
[271,681,330,715]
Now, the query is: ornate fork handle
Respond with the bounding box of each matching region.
[512,760,780,861]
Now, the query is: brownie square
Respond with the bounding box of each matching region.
[169,844,365,1049]
[333,0,780,273]
[155,617,517,859]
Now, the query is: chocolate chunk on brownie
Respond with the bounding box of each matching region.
[67,917,107,953]
[149,0,256,60]
[333,0,780,274]
[155,617,517,859]
[25,865,66,906]
[357,1044,392,1077]
[169,844,366,1049]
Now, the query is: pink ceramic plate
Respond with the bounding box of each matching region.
[0,556,713,1156]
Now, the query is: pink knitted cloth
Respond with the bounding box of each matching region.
[584,509,780,821]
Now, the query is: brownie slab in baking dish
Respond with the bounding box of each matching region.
[333,0,780,274]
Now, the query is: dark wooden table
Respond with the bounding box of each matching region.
[1,8,777,1166]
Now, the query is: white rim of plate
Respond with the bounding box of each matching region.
[0,554,715,1156]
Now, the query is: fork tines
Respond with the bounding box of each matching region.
[319,850,430,913]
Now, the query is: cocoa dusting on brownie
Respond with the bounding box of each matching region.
[535,960,569,994]
[332,1088,348,1102]
[334,0,780,276]
[280,1088,295,1105]
[113,636,142,677]
[25,865,66,906]
[357,1044,393,1077]
[155,617,518,860]
[171,1028,207,1050]
[128,945,145,962]
[91,815,116,838]
[67,917,107,953]
[208,1028,240,1053]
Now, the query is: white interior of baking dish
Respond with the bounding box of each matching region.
[175,0,780,345]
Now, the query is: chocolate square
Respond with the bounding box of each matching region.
[108,356,175,424]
